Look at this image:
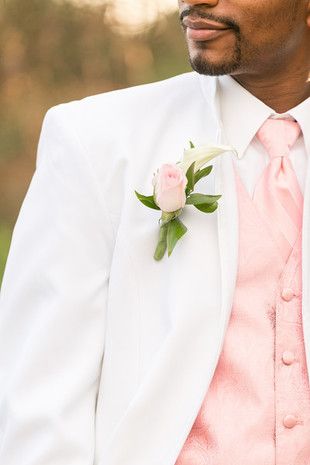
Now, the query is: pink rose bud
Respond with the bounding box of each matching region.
[152,164,188,213]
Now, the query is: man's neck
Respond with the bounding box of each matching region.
[232,69,310,114]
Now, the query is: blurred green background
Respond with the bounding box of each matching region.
[0,0,191,284]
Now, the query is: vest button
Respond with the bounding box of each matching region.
[282,351,295,365]
[281,288,295,302]
[283,414,297,428]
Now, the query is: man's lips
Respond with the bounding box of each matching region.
[183,18,229,30]
[183,17,232,41]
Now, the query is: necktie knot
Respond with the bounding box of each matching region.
[256,118,301,159]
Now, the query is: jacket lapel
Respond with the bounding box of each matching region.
[102,76,240,465]
[102,157,239,465]
[216,152,240,345]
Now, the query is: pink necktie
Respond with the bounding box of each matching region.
[253,118,303,262]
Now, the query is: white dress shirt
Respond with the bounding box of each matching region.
[218,75,310,197]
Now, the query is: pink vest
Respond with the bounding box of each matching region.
[175,170,310,465]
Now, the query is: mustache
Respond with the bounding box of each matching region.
[180,7,240,33]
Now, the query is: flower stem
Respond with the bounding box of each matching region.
[160,208,183,226]
[154,223,168,261]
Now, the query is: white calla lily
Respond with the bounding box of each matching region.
[178,144,237,174]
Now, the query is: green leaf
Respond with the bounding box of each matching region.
[135,191,160,210]
[154,223,168,261]
[167,218,188,257]
[185,161,196,196]
[189,140,195,149]
[194,165,213,184]
[186,193,221,206]
[194,202,219,213]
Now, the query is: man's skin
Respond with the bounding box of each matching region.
[178,0,310,113]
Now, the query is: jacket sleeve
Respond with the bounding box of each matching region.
[0,105,115,464]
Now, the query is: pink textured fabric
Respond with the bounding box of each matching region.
[174,170,310,465]
[254,118,303,261]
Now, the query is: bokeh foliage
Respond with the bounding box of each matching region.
[0,0,190,284]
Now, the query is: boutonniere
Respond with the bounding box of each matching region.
[135,142,235,261]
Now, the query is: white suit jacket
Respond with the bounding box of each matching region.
[1,71,310,465]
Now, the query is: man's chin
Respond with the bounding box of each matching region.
[189,54,241,76]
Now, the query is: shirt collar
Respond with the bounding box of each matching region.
[289,96,310,157]
[198,73,310,158]
[217,75,274,159]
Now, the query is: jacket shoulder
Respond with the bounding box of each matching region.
[44,72,207,123]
